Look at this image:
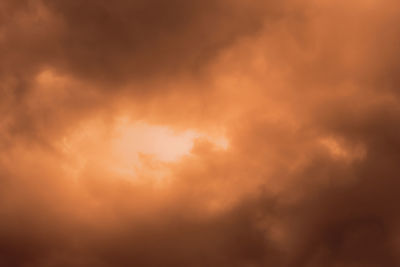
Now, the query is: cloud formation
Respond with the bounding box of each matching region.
[1,0,400,266]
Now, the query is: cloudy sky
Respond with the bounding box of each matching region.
[1,0,400,266]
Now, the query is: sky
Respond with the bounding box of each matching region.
[1,0,400,266]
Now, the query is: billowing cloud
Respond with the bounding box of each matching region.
[1,0,400,266]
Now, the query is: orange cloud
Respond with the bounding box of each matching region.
[1,0,400,266]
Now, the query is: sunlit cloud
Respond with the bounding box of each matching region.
[1,0,400,266]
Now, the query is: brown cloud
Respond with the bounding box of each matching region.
[1,0,400,266]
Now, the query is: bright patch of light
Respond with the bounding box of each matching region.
[112,120,201,162]
[60,117,229,180]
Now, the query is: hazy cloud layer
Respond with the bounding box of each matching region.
[1,0,400,266]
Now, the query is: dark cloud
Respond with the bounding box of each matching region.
[1,0,279,88]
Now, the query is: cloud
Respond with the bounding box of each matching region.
[1,0,400,266]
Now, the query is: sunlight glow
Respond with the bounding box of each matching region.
[61,117,229,179]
